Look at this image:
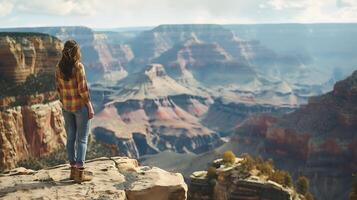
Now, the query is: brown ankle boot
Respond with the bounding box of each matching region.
[74,168,93,183]
[70,166,76,180]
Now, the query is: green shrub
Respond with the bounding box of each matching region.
[207,167,217,180]
[350,174,357,200]
[241,154,255,171]
[296,176,310,195]
[305,192,314,200]
[222,150,236,165]
[269,170,293,187]
[0,72,56,99]
[256,162,273,177]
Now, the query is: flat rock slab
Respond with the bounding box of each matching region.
[0,157,187,200]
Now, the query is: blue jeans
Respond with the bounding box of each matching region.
[62,106,91,167]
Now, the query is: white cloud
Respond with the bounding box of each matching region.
[265,0,308,10]
[15,0,97,16]
[0,0,357,27]
[0,0,14,17]
[295,0,357,22]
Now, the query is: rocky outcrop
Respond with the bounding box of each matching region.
[0,157,187,200]
[189,158,301,200]
[0,32,62,84]
[0,101,66,171]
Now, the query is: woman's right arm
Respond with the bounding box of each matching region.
[76,63,94,119]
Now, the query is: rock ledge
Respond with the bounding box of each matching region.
[0,157,187,200]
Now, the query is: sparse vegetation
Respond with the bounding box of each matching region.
[269,170,293,187]
[222,150,236,165]
[296,176,310,197]
[0,72,56,99]
[350,174,357,200]
[207,167,217,180]
[239,153,314,199]
[305,192,314,200]
[240,153,255,171]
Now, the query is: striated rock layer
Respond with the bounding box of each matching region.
[0,101,66,171]
[0,27,133,82]
[229,70,357,200]
[0,157,187,200]
[189,158,302,200]
[92,94,222,158]
[0,32,62,84]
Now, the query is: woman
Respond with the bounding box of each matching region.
[55,40,95,183]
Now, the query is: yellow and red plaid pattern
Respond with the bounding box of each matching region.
[55,63,90,112]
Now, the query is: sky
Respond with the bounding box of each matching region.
[0,0,357,28]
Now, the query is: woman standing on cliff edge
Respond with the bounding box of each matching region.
[55,40,94,183]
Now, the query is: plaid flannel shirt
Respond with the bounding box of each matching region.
[55,63,90,112]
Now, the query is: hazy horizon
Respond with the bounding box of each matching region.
[1,0,357,28]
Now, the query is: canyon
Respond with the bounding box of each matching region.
[141,69,357,200]
[0,24,356,200]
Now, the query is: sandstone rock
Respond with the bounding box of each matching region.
[0,157,187,200]
[0,32,62,84]
[0,27,134,82]
[125,167,187,200]
[0,101,66,171]
[189,158,301,200]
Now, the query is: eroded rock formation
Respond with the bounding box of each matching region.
[0,32,62,84]
[0,101,66,171]
[92,94,222,158]
[230,70,357,200]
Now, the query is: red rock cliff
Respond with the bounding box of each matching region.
[0,33,65,171]
[0,101,66,171]
[0,32,62,84]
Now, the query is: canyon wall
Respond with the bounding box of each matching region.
[229,70,357,200]
[0,33,66,171]
[0,101,66,171]
[0,32,62,84]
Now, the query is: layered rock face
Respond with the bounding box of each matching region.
[0,157,187,200]
[0,101,66,171]
[132,25,315,106]
[0,33,66,171]
[92,94,222,158]
[201,99,294,133]
[153,39,257,86]
[129,24,277,75]
[189,158,301,200]
[91,64,223,157]
[229,70,357,200]
[0,27,133,81]
[0,32,62,83]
